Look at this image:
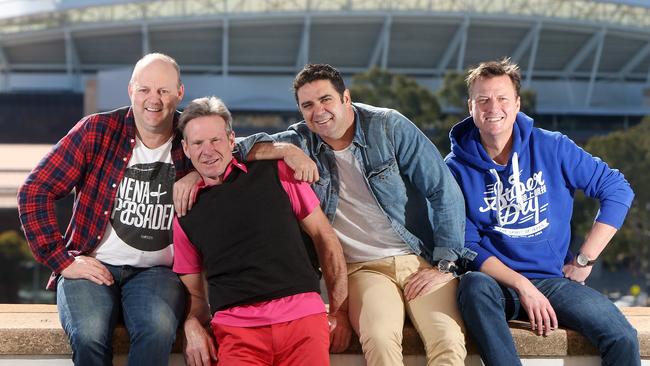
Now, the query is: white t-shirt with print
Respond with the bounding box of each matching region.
[93,136,176,267]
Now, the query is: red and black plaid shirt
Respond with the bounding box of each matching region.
[18,107,193,289]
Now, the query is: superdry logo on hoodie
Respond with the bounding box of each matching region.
[479,167,548,238]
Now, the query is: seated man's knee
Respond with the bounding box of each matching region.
[129,306,180,344]
[359,327,402,352]
[458,272,498,300]
[124,287,184,345]
[425,336,467,361]
[458,272,500,299]
[610,326,639,353]
[130,312,179,344]
[458,272,502,317]
[68,322,112,349]
[59,302,116,349]
[420,319,466,354]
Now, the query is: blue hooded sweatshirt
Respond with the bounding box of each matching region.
[445,112,634,279]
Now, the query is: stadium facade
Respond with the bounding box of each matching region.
[0,0,648,119]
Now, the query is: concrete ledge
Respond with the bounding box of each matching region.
[0,305,182,356]
[1,304,648,359]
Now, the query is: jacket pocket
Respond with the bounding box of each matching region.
[367,158,398,180]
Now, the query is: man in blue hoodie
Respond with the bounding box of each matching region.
[445,58,640,366]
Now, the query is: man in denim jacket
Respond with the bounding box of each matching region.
[237,64,473,366]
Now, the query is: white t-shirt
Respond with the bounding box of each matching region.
[332,145,411,263]
[93,136,175,267]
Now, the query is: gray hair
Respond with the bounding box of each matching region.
[178,96,233,137]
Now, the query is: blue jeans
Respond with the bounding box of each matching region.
[458,271,640,366]
[57,264,185,366]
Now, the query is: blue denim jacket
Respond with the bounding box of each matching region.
[237,103,473,264]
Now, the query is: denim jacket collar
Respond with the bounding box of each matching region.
[351,105,369,149]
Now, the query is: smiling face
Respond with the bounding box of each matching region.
[181,115,235,186]
[296,79,355,151]
[468,74,521,145]
[128,58,184,136]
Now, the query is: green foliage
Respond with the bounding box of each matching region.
[574,117,650,272]
[519,89,537,116]
[0,230,31,263]
[437,71,468,111]
[350,68,452,154]
[0,230,33,302]
[349,68,441,128]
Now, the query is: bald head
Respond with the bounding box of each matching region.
[130,53,181,88]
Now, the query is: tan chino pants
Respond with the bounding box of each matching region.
[347,254,466,366]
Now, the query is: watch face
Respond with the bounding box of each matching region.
[438,260,454,273]
[577,253,588,266]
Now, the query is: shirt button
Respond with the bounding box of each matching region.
[104,211,109,215]
[130,139,135,143]
[123,157,128,162]
[97,235,101,240]
[112,183,117,188]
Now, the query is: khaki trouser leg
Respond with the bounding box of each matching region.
[399,255,467,366]
[348,258,405,366]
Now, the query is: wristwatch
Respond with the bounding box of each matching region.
[576,252,597,267]
[437,260,458,274]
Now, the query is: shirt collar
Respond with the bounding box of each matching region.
[196,157,247,191]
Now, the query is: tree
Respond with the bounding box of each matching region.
[350,68,453,154]
[573,117,650,274]
[437,71,468,112]
[0,230,33,303]
[349,68,441,128]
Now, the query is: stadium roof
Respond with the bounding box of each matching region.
[0,0,649,115]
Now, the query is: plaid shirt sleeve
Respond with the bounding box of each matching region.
[18,118,91,274]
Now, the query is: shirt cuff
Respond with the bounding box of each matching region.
[595,199,631,229]
[234,133,274,162]
[431,247,477,263]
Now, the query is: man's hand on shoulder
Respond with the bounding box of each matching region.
[280,143,319,183]
[182,317,218,366]
[515,278,558,336]
[60,256,114,286]
[174,171,203,217]
[403,267,454,301]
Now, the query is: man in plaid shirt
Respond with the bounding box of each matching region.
[18,53,197,366]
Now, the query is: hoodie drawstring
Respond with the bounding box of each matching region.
[512,152,525,210]
[490,152,525,227]
[490,168,503,226]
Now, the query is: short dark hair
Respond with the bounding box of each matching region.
[293,64,346,103]
[178,96,232,137]
[466,57,521,97]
